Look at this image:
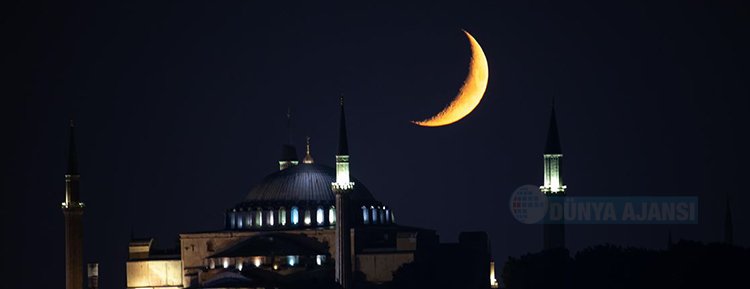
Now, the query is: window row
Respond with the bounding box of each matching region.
[206,255,328,271]
[227,206,336,229]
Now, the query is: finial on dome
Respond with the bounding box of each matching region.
[286,107,292,145]
[303,136,314,164]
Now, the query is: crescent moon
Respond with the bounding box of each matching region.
[413,30,489,127]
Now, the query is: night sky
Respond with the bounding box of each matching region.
[2,1,749,288]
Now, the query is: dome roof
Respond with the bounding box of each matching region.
[240,164,379,207]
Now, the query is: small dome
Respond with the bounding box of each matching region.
[239,163,379,207]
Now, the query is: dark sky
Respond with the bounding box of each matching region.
[2,1,749,288]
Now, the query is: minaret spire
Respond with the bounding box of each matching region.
[67,120,79,176]
[279,109,299,170]
[62,120,85,289]
[286,107,292,145]
[541,100,565,193]
[337,94,349,156]
[332,94,354,289]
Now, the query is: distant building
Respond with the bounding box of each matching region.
[124,100,494,289]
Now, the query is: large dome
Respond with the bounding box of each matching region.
[225,162,394,231]
[241,163,379,206]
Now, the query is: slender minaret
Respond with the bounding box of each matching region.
[541,101,566,250]
[724,194,733,245]
[540,101,565,195]
[332,96,354,289]
[62,120,84,289]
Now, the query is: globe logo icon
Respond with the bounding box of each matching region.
[509,185,548,224]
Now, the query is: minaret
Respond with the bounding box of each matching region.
[279,109,299,170]
[332,96,354,289]
[724,194,733,245]
[540,101,565,194]
[541,102,566,250]
[62,120,85,289]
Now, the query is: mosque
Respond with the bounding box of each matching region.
[117,99,499,289]
[59,98,575,289]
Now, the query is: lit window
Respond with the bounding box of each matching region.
[222,258,229,269]
[268,210,275,226]
[385,208,390,223]
[253,257,262,267]
[304,209,311,225]
[229,211,236,229]
[316,255,326,265]
[244,212,251,228]
[237,213,244,228]
[379,209,385,224]
[255,208,263,227]
[287,255,299,266]
[279,207,287,226]
[371,207,378,224]
[237,262,243,271]
[362,206,369,224]
[316,207,325,225]
[329,206,336,225]
[291,207,299,225]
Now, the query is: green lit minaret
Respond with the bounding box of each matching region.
[62,120,85,289]
[332,96,354,289]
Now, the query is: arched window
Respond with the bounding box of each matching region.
[371,207,378,224]
[279,207,287,226]
[267,209,275,226]
[255,208,263,227]
[236,211,244,228]
[304,209,312,225]
[379,208,385,224]
[362,206,369,224]
[316,207,325,225]
[244,211,252,228]
[228,211,236,229]
[384,207,391,223]
[329,206,336,225]
[291,206,299,225]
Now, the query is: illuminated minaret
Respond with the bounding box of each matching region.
[541,102,566,250]
[62,120,85,289]
[332,96,354,289]
[540,102,566,194]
